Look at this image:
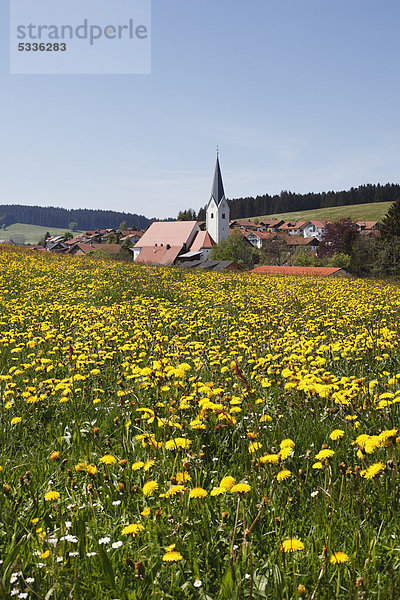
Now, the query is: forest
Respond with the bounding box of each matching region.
[0,204,154,231]
[197,183,400,220]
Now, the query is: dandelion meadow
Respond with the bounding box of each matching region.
[1,246,400,599]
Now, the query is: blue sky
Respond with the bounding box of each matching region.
[2,0,400,219]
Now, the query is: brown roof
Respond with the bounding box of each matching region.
[247,231,277,239]
[277,221,307,231]
[250,266,343,276]
[74,244,121,254]
[134,221,198,249]
[135,245,182,265]
[190,231,216,251]
[230,220,257,228]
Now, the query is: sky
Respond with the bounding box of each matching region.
[1,0,400,219]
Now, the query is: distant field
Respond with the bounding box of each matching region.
[0,223,83,244]
[252,201,392,223]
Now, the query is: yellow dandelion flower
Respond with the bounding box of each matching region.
[312,462,323,470]
[277,469,291,482]
[141,507,151,516]
[86,464,98,476]
[162,550,183,562]
[360,462,385,479]
[315,449,335,461]
[121,523,144,536]
[220,476,236,490]
[100,455,117,465]
[280,538,304,553]
[379,428,398,440]
[142,481,159,496]
[175,472,191,484]
[230,482,251,494]
[44,491,60,501]
[11,417,22,425]
[165,438,191,450]
[49,451,60,460]
[280,438,295,449]
[143,459,155,471]
[260,453,280,465]
[364,436,381,454]
[210,487,226,496]
[164,485,185,498]
[260,414,273,422]
[189,487,207,498]
[132,461,145,471]
[330,552,349,564]
[40,550,50,559]
[248,441,262,454]
[330,429,344,441]
[279,446,294,460]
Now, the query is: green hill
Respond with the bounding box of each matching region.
[0,223,83,245]
[252,201,392,223]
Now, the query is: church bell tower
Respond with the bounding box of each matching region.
[206,151,230,244]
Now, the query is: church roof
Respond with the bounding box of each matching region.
[190,231,216,251]
[133,221,199,248]
[210,156,226,206]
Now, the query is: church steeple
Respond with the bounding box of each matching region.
[210,155,226,206]
[206,151,230,244]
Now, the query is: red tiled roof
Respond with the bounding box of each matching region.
[134,221,198,248]
[190,231,216,251]
[357,221,378,229]
[250,266,343,276]
[135,245,182,265]
[308,220,328,228]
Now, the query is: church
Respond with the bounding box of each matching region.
[132,154,230,265]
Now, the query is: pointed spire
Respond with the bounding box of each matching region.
[210,154,225,206]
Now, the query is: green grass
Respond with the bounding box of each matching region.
[0,223,83,244]
[1,247,400,599]
[252,201,392,223]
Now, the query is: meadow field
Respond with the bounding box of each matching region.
[1,246,400,599]
[252,201,391,224]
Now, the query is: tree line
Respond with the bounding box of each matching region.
[0,205,154,231]
[194,183,400,221]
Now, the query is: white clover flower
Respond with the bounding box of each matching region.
[112,500,121,506]
[56,557,63,563]
[112,541,123,549]
[99,537,111,545]
[69,551,79,557]
[194,579,202,588]
[60,535,78,543]
[26,577,35,584]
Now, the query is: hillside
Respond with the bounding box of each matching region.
[251,201,392,224]
[0,223,84,245]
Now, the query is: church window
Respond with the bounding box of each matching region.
[211,213,214,218]
[222,213,226,219]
